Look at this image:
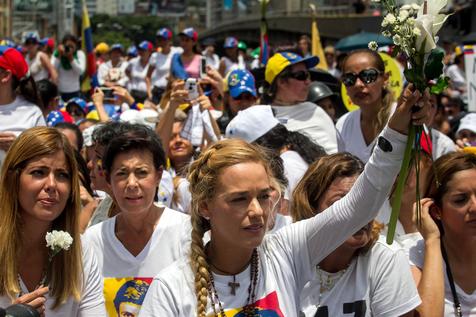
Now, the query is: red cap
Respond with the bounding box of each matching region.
[0,46,29,80]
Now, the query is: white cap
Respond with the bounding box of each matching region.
[225,105,279,142]
[82,123,103,147]
[120,109,160,129]
[457,113,476,135]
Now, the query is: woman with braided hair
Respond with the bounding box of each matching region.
[139,84,430,316]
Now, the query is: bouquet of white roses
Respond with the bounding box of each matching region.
[371,0,449,243]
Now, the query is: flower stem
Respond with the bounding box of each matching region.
[387,124,416,244]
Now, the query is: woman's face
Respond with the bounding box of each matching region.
[179,35,194,52]
[169,122,193,167]
[109,149,162,215]
[228,92,257,115]
[19,151,71,225]
[439,169,476,240]
[277,63,311,103]
[86,144,109,193]
[202,162,273,251]
[317,175,372,249]
[343,53,388,110]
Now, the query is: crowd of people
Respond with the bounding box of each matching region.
[0,23,474,317]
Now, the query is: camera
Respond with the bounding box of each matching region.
[0,304,39,317]
[100,87,115,100]
[64,45,73,54]
[185,78,199,100]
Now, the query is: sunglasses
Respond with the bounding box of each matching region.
[342,68,382,87]
[286,70,310,81]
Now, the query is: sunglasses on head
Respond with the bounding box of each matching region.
[342,68,382,87]
[286,70,310,81]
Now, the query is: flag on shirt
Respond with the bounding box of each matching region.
[259,0,270,67]
[310,4,328,70]
[81,0,98,90]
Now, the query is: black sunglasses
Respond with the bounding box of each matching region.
[342,68,382,87]
[286,70,310,81]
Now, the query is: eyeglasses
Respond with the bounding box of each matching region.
[285,70,311,81]
[342,68,382,87]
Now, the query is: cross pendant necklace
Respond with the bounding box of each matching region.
[228,275,240,295]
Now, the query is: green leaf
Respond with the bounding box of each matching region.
[430,76,450,94]
[424,48,445,80]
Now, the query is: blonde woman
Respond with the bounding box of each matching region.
[138,84,430,317]
[292,153,419,316]
[0,127,105,316]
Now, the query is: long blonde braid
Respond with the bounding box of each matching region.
[187,139,273,316]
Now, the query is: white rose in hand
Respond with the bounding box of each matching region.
[46,230,73,255]
[414,0,449,54]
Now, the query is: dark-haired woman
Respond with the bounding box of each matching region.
[83,124,191,316]
[409,152,476,316]
[336,49,394,163]
[226,105,326,211]
[292,153,420,316]
[52,34,85,101]
[0,46,45,167]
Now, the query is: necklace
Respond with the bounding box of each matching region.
[208,249,259,317]
[316,265,348,307]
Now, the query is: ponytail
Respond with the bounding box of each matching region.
[12,76,43,110]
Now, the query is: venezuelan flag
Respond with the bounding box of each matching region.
[81,0,98,90]
[259,0,269,67]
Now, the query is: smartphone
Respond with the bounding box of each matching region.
[199,56,207,79]
[100,87,115,99]
[185,78,199,100]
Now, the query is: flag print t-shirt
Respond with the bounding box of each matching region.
[83,206,191,317]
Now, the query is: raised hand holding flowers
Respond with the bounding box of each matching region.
[371,0,449,243]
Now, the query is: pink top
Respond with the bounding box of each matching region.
[183,54,201,79]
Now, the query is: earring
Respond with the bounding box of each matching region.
[202,215,210,221]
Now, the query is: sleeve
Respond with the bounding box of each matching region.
[34,110,46,126]
[272,127,408,289]
[408,239,425,268]
[78,242,107,316]
[138,278,179,316]
[97,63,107,86]
[71,50,86,75]
[369,247,421,316]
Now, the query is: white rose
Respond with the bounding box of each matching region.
[399,10,409,21]
[386,13,397,24]
[393,34,403,46]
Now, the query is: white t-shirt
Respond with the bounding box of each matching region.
[25,52,49,82]
[409,239,476,317]
[171,177,192,214]
[83,207,191,317]
[0,96,45,166]
[445,64,466,90]
[431,128,456,159]
[268,214,292,235]
[126,56,150,92]
[272,102,338,155]
[138,127,409,317]
[280,150,308,201]
[0,242,106,316]
[97,59,129,87]
[52,50,86,93]
[336,109,375,163]
[150,46,183,89]
[300,236,420,317]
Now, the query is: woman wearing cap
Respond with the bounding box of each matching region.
[293,153,423,317]
[171,27,202,80]
[0,127,105,316]
[0,46,45,167]
[126,41,153,103]
[52,34,86,101]
[218,36,245,77]
[97,43,129,88]
[217,69,258,132]
[138,85,430,317]
[23,34,58,83]
[146,28,183,104]
[264,51,338,154]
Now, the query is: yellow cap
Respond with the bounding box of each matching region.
[95,42,110,54]
[264,52,319,84]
